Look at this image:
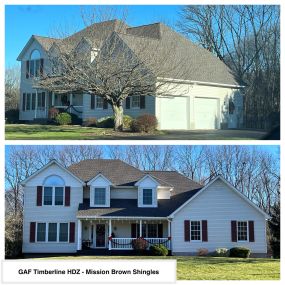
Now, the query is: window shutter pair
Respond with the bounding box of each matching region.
[231,220,255,242]
[36,186,70,206]
[184,220,208,242]
[29,221,75,243]
[125,96,145,109]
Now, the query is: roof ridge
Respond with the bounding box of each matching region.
[33,34,60,40]
[127,22,161,29]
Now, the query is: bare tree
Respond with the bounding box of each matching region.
[178,5,280,129]
[35,8,189,131]
[5,65,20,111]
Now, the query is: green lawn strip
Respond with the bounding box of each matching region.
[28,256,280,280]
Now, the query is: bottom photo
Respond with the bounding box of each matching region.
[5,145,280,280]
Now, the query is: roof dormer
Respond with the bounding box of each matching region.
[87,173,112,207]
[135,175,160,208]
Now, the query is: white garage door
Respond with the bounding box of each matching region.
[194,97,219,129]
[160,96,188,130]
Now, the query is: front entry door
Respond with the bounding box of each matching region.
[96,224,106,248]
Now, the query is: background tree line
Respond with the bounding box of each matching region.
[5,145,280,257]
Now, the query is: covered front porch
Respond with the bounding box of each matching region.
[77,217,172,251]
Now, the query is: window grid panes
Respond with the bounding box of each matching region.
[94,188,106,205]
[147,224,158,238]
[190,221,201,241]
[55,187,64,205]
[44,187,53,205]
[59,223,68,242]
[96,96,103,108]
[237,221,248,241]
[48,223,57,242]
[131,95,140,108]
[37,223,46,242]
[143,189,152,205]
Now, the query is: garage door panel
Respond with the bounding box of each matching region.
[194,98,219,129]
[160,97,188,130]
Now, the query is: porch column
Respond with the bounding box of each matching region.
[34,89,38,119]
[52,92,55,106]
[108,219,112,250]
[168,220,172,251]
[139,220,142,237]
[168,220,171,237]
[77,220,82,250]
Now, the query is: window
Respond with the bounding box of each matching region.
[237,221,248,241]
[96,96,103,109]
[22,93,26,111]
[190,221,201,241]
[32,93,36,110]
[48,223,57,242]
[131,95,140,108]
[143,188,153,205]
[26,93,31,110]
[37,92,46,109]
[94,188,106,205]
[147,224,158,238]
[44,175,65,186]
[37,223,46,242]
[59,223,68,242]
[55,187,64,205]
[43,187,53,205]
[28,49,42,78]
[91,95,95,109]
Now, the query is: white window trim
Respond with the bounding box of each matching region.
[131,95,140,109]
[236,221,249,242]
[42,186,65,206]
[190,220,202,242]
[139,187,157,208]
[91,186,109,207]
[35,222,70,243]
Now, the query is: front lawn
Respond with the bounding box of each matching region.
[5,124,163,140]
[28,256,279,280]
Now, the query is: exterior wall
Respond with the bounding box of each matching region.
[157,187,171,199]
[22,164,83,253]
[156,82,243,130]
[171,179,267,255]
[111,188,138,199]
[137,177,159,207]
[19,39,51,121]
[82,94,155,121]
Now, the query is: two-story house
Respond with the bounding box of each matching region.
[17,19,243,130]
[21,159,269,256]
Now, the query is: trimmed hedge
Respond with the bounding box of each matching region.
[150,244,169,256]
[97,115,134,129]
[55,112,72,125]
[212,248,229,257]
[229,247,251,258]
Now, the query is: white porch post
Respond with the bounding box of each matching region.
[168,220,171,250]
[108,219,112,250]
[139,220,142,237]
[52,92,55,106]
[35,89,38,119]
[77,220,82,250]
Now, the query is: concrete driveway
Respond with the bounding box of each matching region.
[109,129,268,140]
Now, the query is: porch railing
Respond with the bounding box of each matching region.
[110,238,171,250]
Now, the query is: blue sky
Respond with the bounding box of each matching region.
[5,5,181,67]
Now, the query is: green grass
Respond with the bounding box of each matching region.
[29,256,280,280]
[5,124,163,140]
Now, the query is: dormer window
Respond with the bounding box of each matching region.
[94,187,106,205]
[143,188,153,205]
[26,49,44,79]
[43,175,65,206]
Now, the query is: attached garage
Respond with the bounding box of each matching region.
[159,96,188,130]
[194,97,219,129]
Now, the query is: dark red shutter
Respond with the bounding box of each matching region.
[184,220,190,242]
[65,186,70,206]
[158,224,163,238]
[69,222,75,243]
[91,95,95,109]
[103,99,108,109]
[140,96,145,109]
[40,58,44,76]
[231,220,237,242]
[26,61,30,78]
[202,220,208,242]
[36,186,42,206]
[30,222,36,242]
[249,221,255,242]
[131,223,137,238]
[126,97,130,109]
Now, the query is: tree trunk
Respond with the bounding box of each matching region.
[112,102,124,131]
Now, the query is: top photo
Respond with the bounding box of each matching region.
[5,5,280,140]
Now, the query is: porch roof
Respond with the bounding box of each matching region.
[77,188,201,218]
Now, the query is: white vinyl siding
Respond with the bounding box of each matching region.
[171,179,267,255]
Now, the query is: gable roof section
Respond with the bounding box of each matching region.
[20,159,85,186]
[169,175,270,219]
